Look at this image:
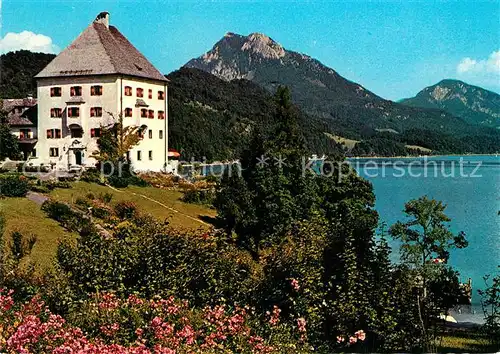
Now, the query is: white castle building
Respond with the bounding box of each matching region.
[35,12,169,171]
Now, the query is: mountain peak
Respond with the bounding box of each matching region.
[240,32,285,59]
[186,31,288,80]
[401,79,500,128]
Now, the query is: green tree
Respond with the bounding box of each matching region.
[92,113,147,187]
[215,87,311,256]
[0,121,22,161]
[389,196,468,350]
[215,87,389,349]
[92,113,145,164]
[389,196,468,268]
[478,267,500,346]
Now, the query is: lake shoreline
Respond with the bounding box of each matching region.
[347,153,499,160]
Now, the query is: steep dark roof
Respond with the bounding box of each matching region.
[0,99,37,126]
[6,113,33,126]
[1,98,37,112]
[35,19,168,82]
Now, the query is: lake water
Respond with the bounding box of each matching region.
[352,155,500,323]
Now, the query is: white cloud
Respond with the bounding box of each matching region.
[456,50,500,74]
[0,31,60,54]
[457,57,477,73]
[456,50,500,88]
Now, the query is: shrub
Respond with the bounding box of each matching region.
[17,163,50,173]
[53,225,261,308]
[138,172,177,188]
[0,174,29,197]
[0,289,336,353]
[479,267,500,345]
[108,174,130,188]
[114,201,137,220]
[29,184,50,194]
[181,188,216,205]
[98,192,113,203]
[75,197,91,209]
[80,168,103,184]
[41,200,73,222]
[91,205,112,219]
[48,180,72,189]
[58,176,77,182]
[41,199,93,232]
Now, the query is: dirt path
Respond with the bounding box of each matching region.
[26,191,49,206]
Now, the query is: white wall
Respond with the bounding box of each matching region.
[10,126,35,140]
[120,77,168,172]
[36,75,168,172]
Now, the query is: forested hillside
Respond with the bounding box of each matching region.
[0,50,55,98]
[167,67,343,161]
[400,79,500,128]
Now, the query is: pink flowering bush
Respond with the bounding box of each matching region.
[0,289,311,353]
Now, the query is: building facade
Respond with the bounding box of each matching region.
[0,97,38,160]
[35,12,169,171]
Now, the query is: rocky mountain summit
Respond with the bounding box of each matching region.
[400,79,500,128]
[185,33,485,138]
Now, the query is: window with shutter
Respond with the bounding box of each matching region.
[91,85,103,96]
[68,107,80,117]
[50,87,61,97]
[70,86,82,96]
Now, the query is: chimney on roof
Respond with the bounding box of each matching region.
[95,11,110,28]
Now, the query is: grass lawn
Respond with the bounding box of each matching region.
[49,182,216,231]
[405,144,432,153]
[0,197,75,270]
[438,331,498,353]
[324,133,360,150]
[1,182,215,270]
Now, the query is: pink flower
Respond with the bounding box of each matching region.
[290,278,300,291]
[355,329,366,341]
[336,335,345,343]
[297,317,307,333]
[135,328,144,337]
[349,336,358,345]
[268,306,281,326]
[151,316,163,327]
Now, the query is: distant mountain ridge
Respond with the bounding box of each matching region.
[185,32,493,139]
[1,50,499,157]
[400,79,500,128]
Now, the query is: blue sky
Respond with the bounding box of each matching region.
[1,0,499,100]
